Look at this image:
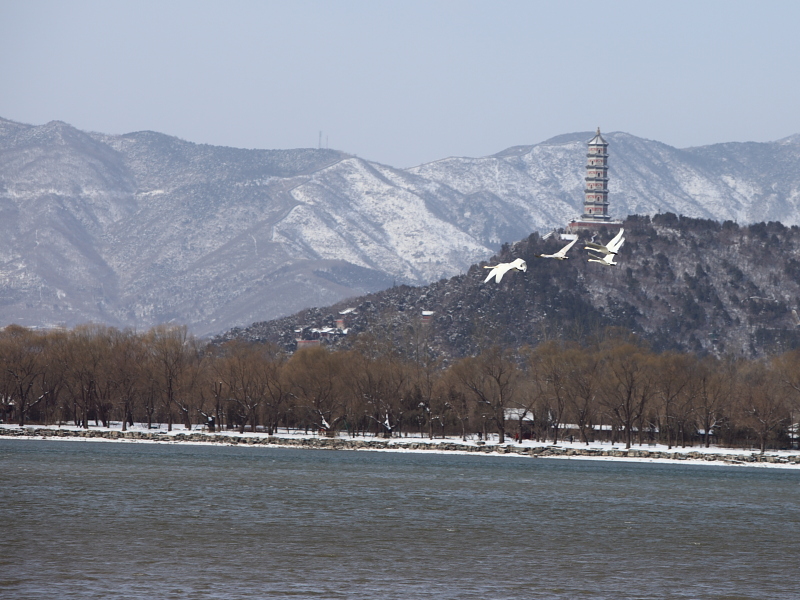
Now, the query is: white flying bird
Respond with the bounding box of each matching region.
[587,252,618,267]
[536,237,578,260]
[483,258,527,283]
[584,228,624,256]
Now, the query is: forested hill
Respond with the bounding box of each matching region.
[4,117,800,335]
[216,215,800,358]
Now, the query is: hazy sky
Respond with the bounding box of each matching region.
[2,0,799,167]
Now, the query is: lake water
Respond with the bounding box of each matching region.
[2,439,799,600]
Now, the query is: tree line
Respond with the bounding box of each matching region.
[2,324,799,453]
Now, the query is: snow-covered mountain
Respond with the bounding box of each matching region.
[2,117,799,335]
[412,131,800,229]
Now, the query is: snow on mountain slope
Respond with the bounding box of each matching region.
[2,117,800,335]
[410,150,579,245]
[274,158,490,282]
[411,131,800,229]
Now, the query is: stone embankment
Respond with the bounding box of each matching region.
[3,427,800,465]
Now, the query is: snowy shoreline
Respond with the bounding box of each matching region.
[4,423,800,469]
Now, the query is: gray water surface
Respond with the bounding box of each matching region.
[2,439,799,600]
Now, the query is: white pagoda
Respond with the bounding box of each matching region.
[567,128,623,232]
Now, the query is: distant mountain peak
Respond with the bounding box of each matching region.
[3,117,800,336]
[776,133,800,145]
[539,131,595,145]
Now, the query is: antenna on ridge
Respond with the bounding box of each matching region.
[318,131,322,149]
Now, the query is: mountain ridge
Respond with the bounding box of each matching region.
[2,116,800,335]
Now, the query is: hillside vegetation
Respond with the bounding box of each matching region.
[3,321,800,453]
[220,214,800,359]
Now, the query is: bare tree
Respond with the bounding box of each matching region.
[347,349,409,438]
[507,368,540,444]
[90,329,120,428]
[37,330,68,426]
[562,346,602,445]
[285,346,348,437]
[773,350,800,447]
[440,378,471,441]
[451,346,519,444]
[405,328,444,440]
[217,341,269,433]
[57,325,109,429]
[147,325,192,431]
[652,352,694,449]
[261,345,288,436]
[694,356,731,448]
[738,360,790,453]
[672,363,699,448]
[526,341,571,444]
[599,340,654,449]
[175,337,206,431]
[0,325,46,426]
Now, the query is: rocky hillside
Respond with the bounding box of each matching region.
[217,216,800,359]
[2,117,800,335]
